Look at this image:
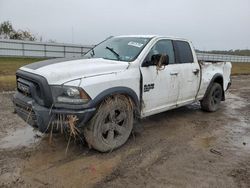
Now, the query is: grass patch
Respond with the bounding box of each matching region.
[231,62,250,75]
[0,57,46,91]
[0,57,46,76]
[0,75,17,91]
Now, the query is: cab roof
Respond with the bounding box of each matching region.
[115,35,188,41]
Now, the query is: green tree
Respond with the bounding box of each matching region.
[0,21,36,41]
[0,21,14,39]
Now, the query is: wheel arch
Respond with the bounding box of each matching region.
[89,86,140,114]
[203,73,225,101]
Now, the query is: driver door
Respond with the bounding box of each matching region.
[140,39,180,117]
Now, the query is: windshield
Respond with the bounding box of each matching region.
[84,37,151,62]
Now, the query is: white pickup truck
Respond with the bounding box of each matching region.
[13,35,232,152]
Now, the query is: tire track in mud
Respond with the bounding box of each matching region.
[95,79,250,188]
[1,75,250,187]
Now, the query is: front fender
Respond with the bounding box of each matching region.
[88,86,140,110]
[79,87,140,123]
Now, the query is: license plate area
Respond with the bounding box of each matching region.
[17,82,30,94]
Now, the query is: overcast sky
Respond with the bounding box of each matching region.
[0,0,249,50]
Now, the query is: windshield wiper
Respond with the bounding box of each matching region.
[105,46,120,60]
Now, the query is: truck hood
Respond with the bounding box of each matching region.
[20,58,129,84]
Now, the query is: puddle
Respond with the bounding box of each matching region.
[0,126,43,149]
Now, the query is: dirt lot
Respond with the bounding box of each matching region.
[0,75,250,188]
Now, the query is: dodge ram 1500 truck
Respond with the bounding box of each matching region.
[13,35,232,152]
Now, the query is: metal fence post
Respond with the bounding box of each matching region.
[22,43,25,57]
[44,44,46,57]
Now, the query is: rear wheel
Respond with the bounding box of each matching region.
[84,95,133,152]
[201,83,223,112]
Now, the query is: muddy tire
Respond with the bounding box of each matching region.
[84,95,133,152]
[201,83,223,112]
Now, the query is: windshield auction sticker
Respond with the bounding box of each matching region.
[128,41,144,48]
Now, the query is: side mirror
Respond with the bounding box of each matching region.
[152,54,169,66]
[151,54,161,63]
[162,55,169,66]
[142,54,169,67]
[142,60,153,67]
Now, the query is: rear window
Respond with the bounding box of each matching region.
[173,41,194,63]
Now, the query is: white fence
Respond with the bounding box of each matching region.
[0,39,250,62]
[0,39,93,58]
[196,53,250,63]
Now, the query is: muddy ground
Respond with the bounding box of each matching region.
[0,75,250,188]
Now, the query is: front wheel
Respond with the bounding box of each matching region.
[201,83,223,112]
[84,95,133,152]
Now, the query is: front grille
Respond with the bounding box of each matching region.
[16,70,53,107]
[17,79,32,97]
[17,77,42,100]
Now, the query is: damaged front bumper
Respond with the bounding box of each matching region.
[13,92,96,133]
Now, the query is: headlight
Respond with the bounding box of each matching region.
[65,88,80,97]
[51,86,90,104]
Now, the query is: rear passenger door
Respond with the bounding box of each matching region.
[172,40,200,104]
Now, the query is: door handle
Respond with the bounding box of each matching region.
[170,72,178,76]
[192,69,200,75]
